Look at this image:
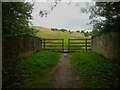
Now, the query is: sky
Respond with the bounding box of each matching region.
[30,1,93,31]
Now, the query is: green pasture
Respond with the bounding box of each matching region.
[31,26,91,51]
[31,26,91,50]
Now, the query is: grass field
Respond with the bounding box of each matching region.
[32,26,88,39]
[3,51,60,88]
[31,26,91,49]
[70,52,120,88]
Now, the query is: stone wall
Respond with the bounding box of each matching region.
[92,32,120,64]
[2,35,42,68]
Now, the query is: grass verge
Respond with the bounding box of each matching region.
[70,52,120,88]
[4,51,60,88]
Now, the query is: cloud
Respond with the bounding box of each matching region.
[31,2,92,31]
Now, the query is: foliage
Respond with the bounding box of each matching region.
[76,30,80,33]
[81,30,84,33]
[3,51,60,88]
[51,28,58,31]
[71,52,120,88]
[84,32,89,37]
[51,28,67,32]
[81,2,120,33]
[61,29,67,32]
[39,0,61,17]
[92,28,100,35]
[2,2,38,35]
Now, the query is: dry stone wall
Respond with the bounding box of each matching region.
[92,32,120,64]
[2,35,42,68]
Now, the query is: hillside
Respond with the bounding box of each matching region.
[31,26,90,39]
[31,26,91,48]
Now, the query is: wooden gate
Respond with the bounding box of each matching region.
[42,38,91,52]
[42,38,64,52]
[68,39,91,52]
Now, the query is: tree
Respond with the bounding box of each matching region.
[83,2,120,33]
[76,30,80,33]
[2,2,37,35]
[39,0,61,17]
[61,29,67,32]
[81,30,84,33]
[51,28,57,31]
[84,32,89,37]
[92,29,99,35]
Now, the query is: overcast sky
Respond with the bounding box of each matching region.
[31,2,92,31]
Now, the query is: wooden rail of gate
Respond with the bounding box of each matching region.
[42,38,64,52]
[68,39,91,52]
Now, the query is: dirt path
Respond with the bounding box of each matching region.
[50,53,80,88]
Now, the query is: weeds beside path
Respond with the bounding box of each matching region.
[71,52,120,88]
[3,51,60,88]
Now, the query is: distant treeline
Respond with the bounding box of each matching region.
[51,28,91,37]
[51,28,67,32]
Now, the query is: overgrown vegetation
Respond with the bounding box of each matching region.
[3,51,60,88]
[2,2,38,36]
[81,2,120,34]
[70,52,120,88]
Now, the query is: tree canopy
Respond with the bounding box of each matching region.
[86,2,120,34]
[2,2,38,35]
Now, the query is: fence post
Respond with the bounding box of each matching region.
[85,39,87,52]
[62,39,64,52]
[68,39,70,52]
[43,38,45,49]
[39,38,42,51]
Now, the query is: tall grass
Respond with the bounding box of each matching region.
[70,52,120,88]
[3,51,60,88]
